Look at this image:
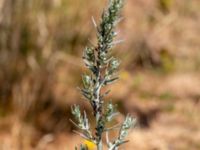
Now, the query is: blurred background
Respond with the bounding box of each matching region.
[0,0,200,149]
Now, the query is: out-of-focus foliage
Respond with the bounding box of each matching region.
[0,0,200,149]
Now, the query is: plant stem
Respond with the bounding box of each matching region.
[97,140,103,150]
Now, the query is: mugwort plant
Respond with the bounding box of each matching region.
[71,0,136,149]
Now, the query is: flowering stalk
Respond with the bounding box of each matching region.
[71,0,136,149]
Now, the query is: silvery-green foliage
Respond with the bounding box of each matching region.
[71,105,90,131]
[75,145,88,150]
[105,102,117,122]
[108,115,136,149]
[71,0,136,150]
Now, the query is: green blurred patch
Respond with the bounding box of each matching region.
[159,92,175,100]
[139,91,175,101]
[140,91,155,100]
[160,49,175,73]
[154,49,175,74]
[132,74,144,90]
[164,103,175,112]
[158,0,173,13]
